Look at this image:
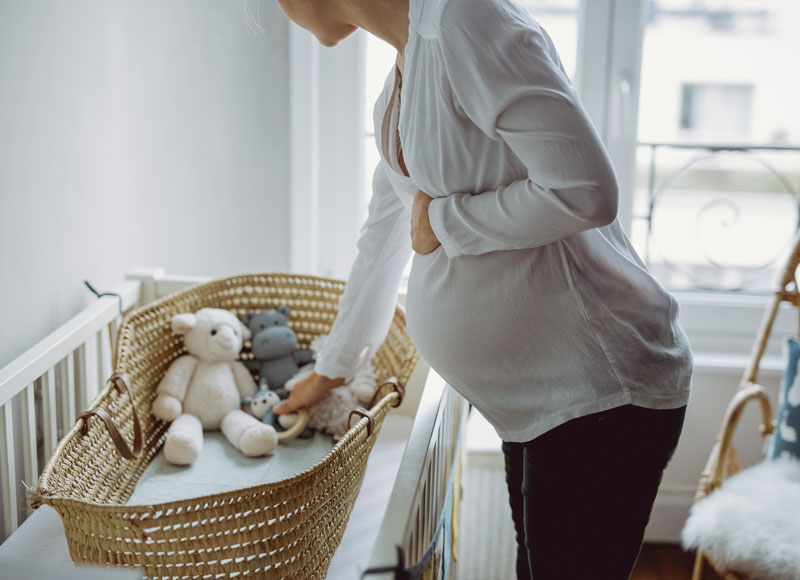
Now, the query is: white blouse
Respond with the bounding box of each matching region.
[314,0,692,443]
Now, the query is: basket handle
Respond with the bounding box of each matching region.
[367,377,405,410]
[77,373,143,460]
[348,408,375,436]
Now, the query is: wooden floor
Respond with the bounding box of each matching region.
[631,543,724,580]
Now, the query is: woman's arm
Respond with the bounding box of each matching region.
[276,159,413,415]
[314,158,412,378]
[428,0,619,259]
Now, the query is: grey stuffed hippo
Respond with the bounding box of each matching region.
[242,306,315,390]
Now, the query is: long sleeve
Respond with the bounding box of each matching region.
[313,159,413,379]
[427,0,619,259]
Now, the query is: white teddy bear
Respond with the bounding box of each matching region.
[280,334,379,440]
[150,308,278,465]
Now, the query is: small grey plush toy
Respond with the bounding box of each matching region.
[241,306,316,390]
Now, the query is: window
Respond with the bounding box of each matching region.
[679,83,753,139]
[299,0,799,305]
[632,0,800,293]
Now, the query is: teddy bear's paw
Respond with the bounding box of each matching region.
[277,414,298,429]
[239,424,278,457]
[164,431,201,465]
[152,394,182,422]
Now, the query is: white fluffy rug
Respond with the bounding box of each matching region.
[681,457,800,580]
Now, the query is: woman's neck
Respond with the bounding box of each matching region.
[347,0,409,57]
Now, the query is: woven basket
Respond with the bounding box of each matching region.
[32,273,419,579]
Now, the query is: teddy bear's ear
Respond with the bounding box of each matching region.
[239,321,252,340]
[277,305,291,318]
[171,313,197,335]
[241,313,253,327]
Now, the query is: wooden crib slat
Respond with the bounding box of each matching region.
[20,383,37,516]
[62,355,77,436]
[1,402,19,537]
[110,315,122,365]
[77,335,99,413]
[99,326,113,387]
[42,367,58,459]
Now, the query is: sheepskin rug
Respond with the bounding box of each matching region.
[681,456,800,580]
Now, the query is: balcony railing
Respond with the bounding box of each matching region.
[633,141,800,293]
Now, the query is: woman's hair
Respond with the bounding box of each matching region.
[241,0,266,37]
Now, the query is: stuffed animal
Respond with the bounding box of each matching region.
[242,306,316,390]
[150,308,278,465]
[242,388,282,426]
[279,334,380,440]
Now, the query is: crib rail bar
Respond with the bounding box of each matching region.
[76,334,99,415]
[1,403,18,534]
[368,370,466,576]
[0,280,140,408]
[404,387,462,567]
[20,384,37,516]
[63,356,76,433]
[42,368,58,460]
[153,275,209,298]
[126,267,209,304]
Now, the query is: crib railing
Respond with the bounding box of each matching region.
[0,277,142,542]
[0,267,209,543]
[367,370,468,578]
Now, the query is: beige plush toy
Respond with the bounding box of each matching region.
[150,308,278,465]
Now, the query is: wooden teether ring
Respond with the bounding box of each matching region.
[276,408,310,442]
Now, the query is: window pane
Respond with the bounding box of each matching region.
[364,33,396,137]
[633,0,800,292]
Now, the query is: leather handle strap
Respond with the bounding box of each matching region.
[367,376,405,410]
[78,373,143,460]
[348,408,375,436]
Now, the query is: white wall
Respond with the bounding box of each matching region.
[0,0,290,367]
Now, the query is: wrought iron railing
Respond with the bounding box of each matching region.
[634,141,800,292]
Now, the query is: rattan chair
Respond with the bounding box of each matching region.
[687,238,800,579]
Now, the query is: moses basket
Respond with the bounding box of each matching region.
[32,273,419,579]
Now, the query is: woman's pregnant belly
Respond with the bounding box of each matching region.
[404,242,604,406]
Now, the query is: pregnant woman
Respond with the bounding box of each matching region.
[273,0,693,577]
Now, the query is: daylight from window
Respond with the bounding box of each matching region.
[633,0,800,292]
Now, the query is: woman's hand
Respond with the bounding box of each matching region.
[411,190,441,254]
[273,371,345,415]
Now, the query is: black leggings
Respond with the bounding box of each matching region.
[501,404,686,580]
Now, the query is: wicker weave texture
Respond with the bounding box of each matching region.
[33,273,419,579]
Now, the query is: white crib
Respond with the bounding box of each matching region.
[0,267,468,579]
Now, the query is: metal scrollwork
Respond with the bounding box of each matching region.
[640,144,800,292]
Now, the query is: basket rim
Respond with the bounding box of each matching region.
[125,271,352,320]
